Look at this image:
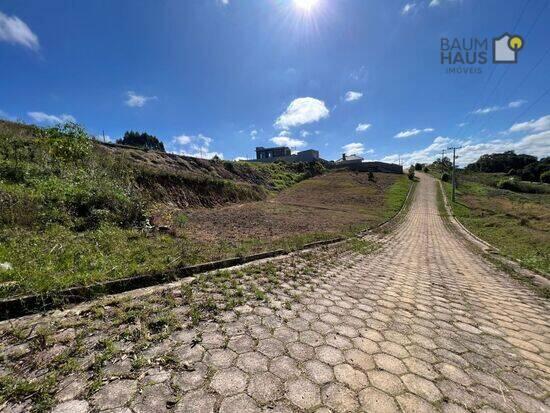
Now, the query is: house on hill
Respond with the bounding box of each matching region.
[253,146,323,163]
[335,153,364,165]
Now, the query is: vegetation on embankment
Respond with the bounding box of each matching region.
[0,120,408,298]
[439,171,550,276]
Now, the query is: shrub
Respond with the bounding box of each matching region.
[507,169,517,176]
[423,166,429,173]
[441,172,450,182]
[368,171,375,181]
[407,166,415,180]
[414,163,423,171]
[541,170,550,184]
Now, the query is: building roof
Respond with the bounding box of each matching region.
[336,154,364,162]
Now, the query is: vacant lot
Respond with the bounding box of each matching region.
[442,172,550,275]
[1,153,408,298]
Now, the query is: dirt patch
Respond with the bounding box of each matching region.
[182,171,403,244]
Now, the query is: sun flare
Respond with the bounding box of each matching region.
[293,0,320,12]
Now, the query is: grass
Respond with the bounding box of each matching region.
[440,173,550,275]
[0,122,410,298]
[0,173,410,298]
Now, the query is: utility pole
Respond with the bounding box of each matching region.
[441,149,446,172]
[448,147,462,202]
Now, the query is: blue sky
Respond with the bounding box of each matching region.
[1,0,549,165]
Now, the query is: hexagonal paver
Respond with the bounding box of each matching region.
[91,379,137,410]
[359,387,400,413]
[270,356,301,379]
[373,353,408,375]
[396,393,438,413]
[228,335,256,354]
[367,370,405,395]
[236,351,268,373]
[204,348,237,369]
[304,360,334,384]
[436,363,473,386]
[334,363,369,390]
[175,389,216,413]
[352,337,379,354]
[172,362,208,391]
[285,378,321,410]
[316,345,345,366]
[210,368,248,396]
[247,372,283,403]
[257,338,285,358]
[287,342,315,361]
[403,357,438,381]
[344,349,375,371]
[299,330,324,347]
[321,383,359,413]
[219,393,259,413]
[401,373,442,403]
[51,400,89,413]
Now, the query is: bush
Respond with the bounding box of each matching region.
[540,170,550,184]
[496,178,549,194]
[441,172,450,182]
[407,166,415,180]
[414,163,423,171]
[422,166,429,173]
[368,171,375,181]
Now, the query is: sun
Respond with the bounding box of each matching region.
[293,0,320,12]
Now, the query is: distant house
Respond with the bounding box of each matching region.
[335,153,364,165]
[253,146,323,163]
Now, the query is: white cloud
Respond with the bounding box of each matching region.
[274,97,329,129]
[344,91,363,102]
[472,100,526,115]
[509,114,550,134]
[171,133,222,159]
[250,129,258,140]
[270,136,307,148]
[220,0,229,4]
[458,122,467,127]
[356,123,372,132]
[471,106,500,115]
[28,111,75,124]
[342,142,366,156]
[0,11,39,50]
[429,0,441,6]
[300,130,310,138]
[394,127,434,138]
[402,3,416,15]
[508,100,527,108]
[124,91,157,107]
[173,134,192,145]
[382,132,549,167]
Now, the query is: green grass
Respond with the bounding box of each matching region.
[441,176,550,275]
[383,175,411,219]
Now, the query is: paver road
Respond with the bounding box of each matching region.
[2,173,549,413]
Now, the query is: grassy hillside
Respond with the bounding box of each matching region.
[441,171,550,275]
[0,121,408,298]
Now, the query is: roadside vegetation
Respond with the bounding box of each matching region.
[427,151,550,276]
[0,120,408,298]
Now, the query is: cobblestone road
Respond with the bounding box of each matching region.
[2,173,549,413]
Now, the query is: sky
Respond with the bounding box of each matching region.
[1,0,549,166]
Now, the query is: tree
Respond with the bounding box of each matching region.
[465,151,536,173]
[117,131,165,152]
[414,163,423,171]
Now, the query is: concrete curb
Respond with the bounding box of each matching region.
[437,179,550,290]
